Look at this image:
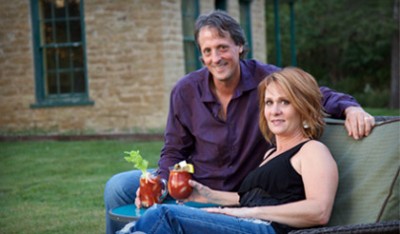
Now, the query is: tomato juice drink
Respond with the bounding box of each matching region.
[168,169,193,200]
[139,174,165,208]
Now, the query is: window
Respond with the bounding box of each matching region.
[30,0,93,108]
[181,0,201,73]
[239,0,253,59]
[215,0,227,11]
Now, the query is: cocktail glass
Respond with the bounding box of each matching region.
[139,173,167,208]
[168,167,193,202]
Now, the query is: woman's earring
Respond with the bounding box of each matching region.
[303,121,309,129]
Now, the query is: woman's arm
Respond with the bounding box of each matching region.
[205,141,339,228]
[185,180,240,206]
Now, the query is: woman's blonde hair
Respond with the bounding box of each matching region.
[258,67,325,143]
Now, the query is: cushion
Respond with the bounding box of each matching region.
[319,117,399,226]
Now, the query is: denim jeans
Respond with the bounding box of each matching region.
[104,169,143,234]
[121,204,276,234]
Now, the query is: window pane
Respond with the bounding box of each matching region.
[182,20,195,36]
[181,1,196,36]
[240,0,253,58]
[181,0,199,73]
[55,21,68,43]
[42,0,54,19]
[54,0,66,18]
[215,0,227,11]
[45,48,56,70]
[72,46,83,68]
[47,72,58,94]
[73,71,85,93]
[44,22,54,43]
[59,72,71,93]
[184,42,195,61]
[184,42,198,72]
[68,0,80,17]
[58,48,71,69]
[70,19,81,42]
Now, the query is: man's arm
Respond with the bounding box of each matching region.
[320,86,375,140]
[157,87,193,181]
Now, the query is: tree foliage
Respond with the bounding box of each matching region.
[266,0,396,107]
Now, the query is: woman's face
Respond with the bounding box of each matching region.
[264,82,302,137]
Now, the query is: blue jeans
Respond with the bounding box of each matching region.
[121,204,276,234]
[104,169,143,234]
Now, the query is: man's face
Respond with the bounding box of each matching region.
[197,26,243,83]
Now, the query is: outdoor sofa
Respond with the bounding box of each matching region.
[110,116,399,233]
[290,116,399,233]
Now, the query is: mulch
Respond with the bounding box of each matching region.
[0,133,164,142]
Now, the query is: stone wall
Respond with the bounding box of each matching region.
[83,0,185,134]
[1,1,37,133]
[0,0,266,135]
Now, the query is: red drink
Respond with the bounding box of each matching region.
[168,169,193,200]
[139,174,165,208]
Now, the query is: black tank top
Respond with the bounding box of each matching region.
[238,141,309,233]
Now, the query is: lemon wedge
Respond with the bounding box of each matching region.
[175,160,195,173]
[183,164,194,173]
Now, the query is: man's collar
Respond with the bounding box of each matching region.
[200,60,259,102]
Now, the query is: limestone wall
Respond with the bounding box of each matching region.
[0,0,266,135]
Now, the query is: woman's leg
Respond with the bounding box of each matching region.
[104,170,142,234]
[131,204,276,234]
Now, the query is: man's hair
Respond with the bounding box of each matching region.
[194,10,248,59]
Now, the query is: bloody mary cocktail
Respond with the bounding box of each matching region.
[139,174,165,208]
[168,169,193,200]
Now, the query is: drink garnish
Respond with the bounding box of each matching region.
[124,150,149,178]
[173,160,194,173]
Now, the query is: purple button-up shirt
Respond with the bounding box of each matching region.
[158,60,359,192]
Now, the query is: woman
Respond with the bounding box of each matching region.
[120,67,339,234]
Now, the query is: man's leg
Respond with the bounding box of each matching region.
[104,170,141,234]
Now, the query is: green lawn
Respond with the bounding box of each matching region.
[365,108,400,116]
[0,140,163,234]
[0,108,398,233]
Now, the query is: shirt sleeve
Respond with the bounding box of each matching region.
[156,86,194,181]
[320,86,361,119]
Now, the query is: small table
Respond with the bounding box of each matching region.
[109,200,218,223]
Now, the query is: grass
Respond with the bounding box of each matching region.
[364,107,399,116]
[0,140,163,234]
[0,108,398,233]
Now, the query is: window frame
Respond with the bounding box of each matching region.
[181,0,202,74]
[30,0,93,108]
[239,0,253,59]
[215,0,227,11]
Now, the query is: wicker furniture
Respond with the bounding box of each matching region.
[290,117,400,233]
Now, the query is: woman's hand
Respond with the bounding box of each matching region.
[184,180,240,206]
[183,180,213,203]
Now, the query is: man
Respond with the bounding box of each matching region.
[105,10,374,233]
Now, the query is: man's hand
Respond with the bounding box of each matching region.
[344,106,375,140]
[134,188,142,208]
